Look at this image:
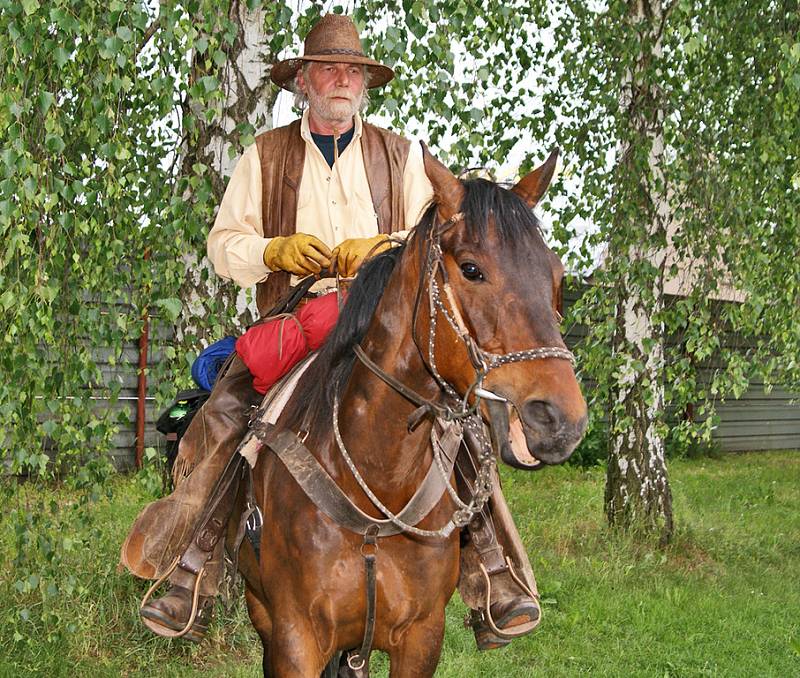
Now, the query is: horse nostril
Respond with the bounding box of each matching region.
[522,400,560,431]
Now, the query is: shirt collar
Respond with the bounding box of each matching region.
[300,109,363,144]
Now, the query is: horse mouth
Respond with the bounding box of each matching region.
[486,401,543,471]
[486,399,584,470]
[507,414,542,468]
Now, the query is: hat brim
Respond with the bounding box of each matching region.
[270,55,394,91]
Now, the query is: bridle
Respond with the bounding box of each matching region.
[420,211,576,413]
[330,209,577,670]
[357,210,575,425]
[338,208,576,537]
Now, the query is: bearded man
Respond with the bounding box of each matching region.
[121,13,540,653]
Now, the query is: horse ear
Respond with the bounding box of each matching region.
[512,147,559,208]
[421,143,465,222]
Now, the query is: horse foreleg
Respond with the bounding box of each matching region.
[268,624,329,678]
[387,618,445,678]
[244,588,272,676]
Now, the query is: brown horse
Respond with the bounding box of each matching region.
[236,149,587,677]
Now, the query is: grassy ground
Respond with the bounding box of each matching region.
[1,450,799,677]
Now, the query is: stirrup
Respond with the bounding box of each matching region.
[139,556,207,639]
[477,556,541,640]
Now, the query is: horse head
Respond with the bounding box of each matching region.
[420,148,588,469]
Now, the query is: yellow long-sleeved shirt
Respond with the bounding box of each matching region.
[207,110,434,290]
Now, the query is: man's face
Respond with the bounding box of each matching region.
[298,61,366,128]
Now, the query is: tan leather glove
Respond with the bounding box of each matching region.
[263,234,332,276]
[331,235,392,279]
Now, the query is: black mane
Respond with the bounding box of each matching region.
[280,245,405,434]
[455,177,543,243]
[279,178,543,436]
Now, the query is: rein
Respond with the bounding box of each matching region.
[350,210,577,532]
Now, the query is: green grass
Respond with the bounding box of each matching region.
[2,451,799,677]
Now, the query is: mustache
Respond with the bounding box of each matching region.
[324,89,357,102]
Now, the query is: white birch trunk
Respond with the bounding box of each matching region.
[177,1,279,347]
[605,0,674,543]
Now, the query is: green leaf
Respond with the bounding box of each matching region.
[155,298,182,321]
[790,635,800,657]
[116,25,133,42]
[45,134,65,154]
[54,47,69,68]
[212,49,227,67]
[199,75,219,94]
[21,0,39,15]
[38,91,55,115]
[0,290,15,310]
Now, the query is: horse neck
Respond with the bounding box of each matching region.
[333,250,443,504]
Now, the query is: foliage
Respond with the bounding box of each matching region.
[568,418,723,468]
[2,0,799,649]
[533,0,800,448]
[565,417,608,469]
[2,451,799,676]
[0,0,272,649]
[358,0,560,171]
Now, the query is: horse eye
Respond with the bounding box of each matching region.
[460,262,484,281]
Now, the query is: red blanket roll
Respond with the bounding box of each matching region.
[236,291,343,394]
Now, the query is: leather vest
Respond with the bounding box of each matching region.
[254,119,411,315]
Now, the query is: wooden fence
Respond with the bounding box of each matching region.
[105,285,798,469]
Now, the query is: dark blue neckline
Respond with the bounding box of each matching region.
[310,125,356,168]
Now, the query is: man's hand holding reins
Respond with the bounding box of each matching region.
[332,234,392,278]
[263,234,333,276]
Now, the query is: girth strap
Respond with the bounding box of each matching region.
[251,422,462,538]
[348,525,380,671]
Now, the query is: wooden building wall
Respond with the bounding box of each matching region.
[562,285,800,453]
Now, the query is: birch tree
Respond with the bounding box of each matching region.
[603,0,674,542]
[171,1,280,345]
[534,0,799,541]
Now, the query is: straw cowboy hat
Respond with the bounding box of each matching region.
[270,14,394,91]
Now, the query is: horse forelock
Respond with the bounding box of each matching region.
[460,178,545,246]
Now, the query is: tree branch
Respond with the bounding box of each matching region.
[137,17,162,58]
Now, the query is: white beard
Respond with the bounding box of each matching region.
[306,83,364,126]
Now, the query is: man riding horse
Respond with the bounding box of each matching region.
[121,13,541,653]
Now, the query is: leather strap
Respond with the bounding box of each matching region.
[458,426,508,575]
[468,511,509,576]
[231,465,260,572]
[176,452,245,577]
[353,344,448,428]
[348,525,380,671]
[251,422,461,538]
